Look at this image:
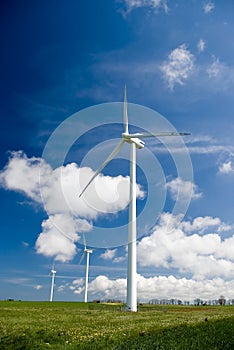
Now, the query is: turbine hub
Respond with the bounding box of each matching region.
[122,133,145,149]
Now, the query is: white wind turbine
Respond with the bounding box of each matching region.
[79,86,190,311]
[79,234,93,303]
[49,264,56,302]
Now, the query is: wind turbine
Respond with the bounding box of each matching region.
[79,86,190,311]
[49,264,56,302]
[79,234,93,303]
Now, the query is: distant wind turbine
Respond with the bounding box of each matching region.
[79,86,190,311]
[49,264,56,302]
[79,234,93,303]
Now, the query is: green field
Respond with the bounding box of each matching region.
[0,301,234,349]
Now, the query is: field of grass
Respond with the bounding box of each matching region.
[0,301,234,349]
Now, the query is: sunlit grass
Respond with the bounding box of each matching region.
[0,301,234,349]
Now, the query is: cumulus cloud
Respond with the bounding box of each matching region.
[70,278,84,295]
[85,275,127,300]
[100,248,127,263]
[160,44,195,90]
[137,213,234,279]
[100,249,117,260]
[56,212,234,301]
[135,274,234,301]
[120,0,168,14]
[203,1,215,14]
[0,151,49,203]
[181,216,233,234]
[43,163,138,218]
[66,273,234,302]
[0,151,145,218]
[166,177,202,202]
[181,216,226,234]
[0,151,144,262]
[35,215,92,262]
[218,161,234,174]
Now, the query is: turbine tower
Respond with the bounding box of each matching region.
[79,86,190,311]
[79,234,93,303]
[49,265,56,302]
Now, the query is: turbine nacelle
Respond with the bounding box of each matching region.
[85,248,93,254]
[122,133,145,149]
[129,137,145,149]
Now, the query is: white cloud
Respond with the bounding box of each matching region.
[68,273,234,302]
[0,151,50,203]
[137,213,234,279]
[207,57,225,78]
[135,274,234,301]
[0,151,137,218]
[87,275,127,300]
[197,39,206,53]
[180,216,222,234]
[70,278,84,295]
[217,223,234,232]
[58,283,70,293]
[160,44,195,90]
[203,1,215,14]
[0,151,144,262]
[166,177,202,202]
[35,214,91,262]
[114,256,126,263]
[120,0,168,14]
[100,249,117,260]
[42,163,139,218]
[204,56,234,91]
[218,161,234,174]
[80,43,234,98]
[66,274,126,299]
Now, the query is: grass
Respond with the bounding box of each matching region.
[0,301,234,349]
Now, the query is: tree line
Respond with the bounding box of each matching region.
[148,296,234,306]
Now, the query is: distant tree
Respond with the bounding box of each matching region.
[218,295,226,305]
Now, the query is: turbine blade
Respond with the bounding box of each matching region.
[125,132,191,138]
[82,233,86,250]
[79,139,125,197]
[124,85,129,134]
[79,251,86,265]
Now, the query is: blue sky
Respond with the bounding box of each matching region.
[0,0,234,303]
